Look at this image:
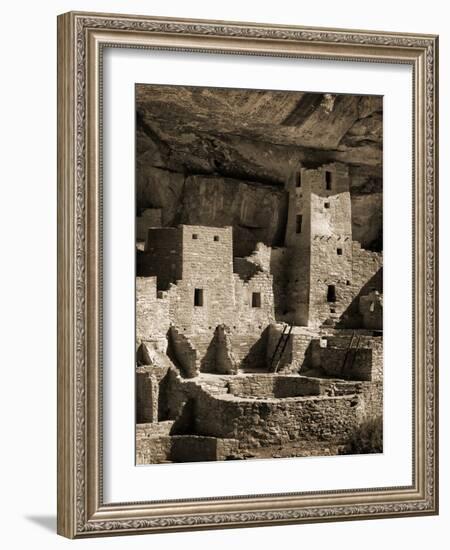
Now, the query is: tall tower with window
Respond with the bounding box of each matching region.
[285,162,352,327]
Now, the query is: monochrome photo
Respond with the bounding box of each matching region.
[134,84,383,464]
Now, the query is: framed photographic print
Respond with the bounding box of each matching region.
[57,11,439,538]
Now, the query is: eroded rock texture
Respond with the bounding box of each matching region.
[136,85,382,252]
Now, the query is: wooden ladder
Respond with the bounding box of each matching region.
[340,331,361,377]
[269,324,293,373]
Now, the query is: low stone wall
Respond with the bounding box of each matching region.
[228,375,322,398]
[136,435,172,464]
[358,381,383,421]
[310,334,383,382]
[136,420,174,438]
[171,435,239,462]
[194,391,365,451]
[136,434,240,464]
[137,367,383,462]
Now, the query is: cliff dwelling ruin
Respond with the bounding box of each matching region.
[135,85,383,464]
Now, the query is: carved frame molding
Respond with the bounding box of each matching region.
[57,11,438,538]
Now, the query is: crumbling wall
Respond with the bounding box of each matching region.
[215,325,239,375]
[168,327,199,378]
[136,277,170,346]
[233,271,275,330]
[233,258,262,281]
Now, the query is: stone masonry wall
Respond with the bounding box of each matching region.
[227,375,322,398]
[267,325,315,373]
[136,371,159,423]
[168,225,236,332]
[141,367,383,459]
[233,271,275,331]
[359,290,383,330]
[229,330,268,370]
[284,163,354,326]
[136,277,170,346]
[136,434,240,464]
[136,365,170,423]
[337,244,382,327]
[194,392,364,451]
[269,247,290,320]
[310,334,383,382]
[308,236,352,326]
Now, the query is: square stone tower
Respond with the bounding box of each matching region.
[285,162,352,327]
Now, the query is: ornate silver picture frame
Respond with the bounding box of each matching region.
[57,11,438,538]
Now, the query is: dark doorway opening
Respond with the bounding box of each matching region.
[327,285,336,303]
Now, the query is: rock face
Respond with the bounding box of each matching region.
[136,85,382,251]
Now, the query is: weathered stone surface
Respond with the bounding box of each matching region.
[135,85,384,464]
[136,85,383,250]
[352,193,383,250]
[180,175,288,256]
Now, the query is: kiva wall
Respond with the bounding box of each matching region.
[194,391,366,451]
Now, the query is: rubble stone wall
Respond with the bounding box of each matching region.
[195,392,364,450]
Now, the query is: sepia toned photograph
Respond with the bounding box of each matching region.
[135,84,383,465]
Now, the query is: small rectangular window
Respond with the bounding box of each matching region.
[194,288,204,307]
[213,235,219,242]
[252,292,261,308]
[324,202,330,209]
[327,285,336,303]
[296,171,302,188]
[325,171,333,190]
[192,234,198,240]
[337,248,343,255]
[296,214,302,234]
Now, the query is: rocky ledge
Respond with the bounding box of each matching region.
[136,85,383,251]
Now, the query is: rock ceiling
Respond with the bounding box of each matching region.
[135,85,383,252]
